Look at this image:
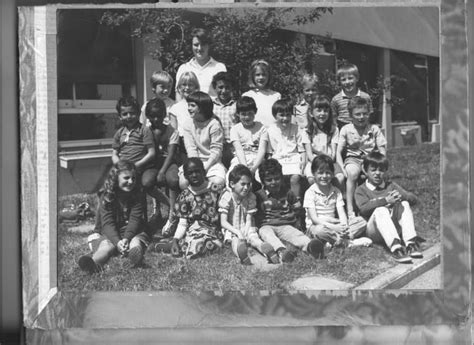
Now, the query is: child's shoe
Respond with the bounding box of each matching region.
[122,246,143,269]
[391,247,412,264]
[406,242,423,258]
[260,242,279,264]
[237,240,251,265]
[279,247,297,263]
[307,239,325,259]
[78,255,100,274]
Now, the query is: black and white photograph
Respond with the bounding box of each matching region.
[15,1,471,343]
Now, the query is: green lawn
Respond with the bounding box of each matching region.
[58,143,440,292]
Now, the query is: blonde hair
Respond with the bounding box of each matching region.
[247,59,273,89]
[300,73,319,88]
[336,63,359,80]
[150,71,174,89]
[176,71,200,95]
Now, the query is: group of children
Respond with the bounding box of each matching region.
[78,56,425,275]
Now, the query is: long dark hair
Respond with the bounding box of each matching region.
[306,95,336,139]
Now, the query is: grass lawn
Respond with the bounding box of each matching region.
[58,143,440,292]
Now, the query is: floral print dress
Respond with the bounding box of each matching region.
[175,182,223,259]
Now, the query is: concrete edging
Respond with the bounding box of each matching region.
[354,243,441,290]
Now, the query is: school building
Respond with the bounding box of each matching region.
[57,6,439,196]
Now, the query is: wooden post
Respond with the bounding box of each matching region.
[378,48,392,148]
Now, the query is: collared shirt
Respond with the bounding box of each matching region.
[175,57,227,98]
[365,180,386,191]
[303,183,344,229]
[308,126,339,158]
[293,99,309,130]
[212,98,237,142]
[112,123,154,164]
[255,185,299,227]
[264,123,309,158]
[338,123,387,158]
[229,121,267,168]
[218,190,257,232]
[330,89,373,124]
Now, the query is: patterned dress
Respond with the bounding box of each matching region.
[174,182,223,259]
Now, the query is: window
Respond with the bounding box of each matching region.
[57,9,135,150]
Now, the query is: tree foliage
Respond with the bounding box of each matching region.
[101,7,333,101]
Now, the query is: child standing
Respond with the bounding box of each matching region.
[331,63,373,128]
[78,160,150,273]
[145,98,180,232]
[355,152,423,263]
[180,91,226,189]
[264,98,309,199]
[255,158,324,263]
[242,59,281,128]
[229,96,267,181]
[336,96,387,218]
[171,158,223,259]
[112,96,165,205]
[139,71,175,127]
[304,155,367,248]
[304,95,344,188]
[211,72,237,168]
[294,73,318,130]
[219,165,279,265]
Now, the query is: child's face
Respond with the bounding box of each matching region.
[188,101,205,121]
[215,80,232,104]
[185,161,206,187]
[254,67,269,89]
[351,105,370,129]
[117,169,136,193]
[311,107,330,126]
[364,164,387,187]
[152,82,172,99]
[192,37,210,62]
[262,172,282,194]
[302,82,317,103]
[275,111,292,128]
[339,73,358,94]
[238,110,256,128]
[119,106,139,129]
[180,81,197,99]
[147,110,166,129]
[313,167,334,188]
[230,175,252,199]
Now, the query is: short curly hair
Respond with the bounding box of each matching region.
[258,158,283,182]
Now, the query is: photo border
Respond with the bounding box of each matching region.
[19,0,471,343]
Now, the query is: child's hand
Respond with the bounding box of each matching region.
[386,191,401,205]
[171,238,180,257]
[117,239,129,254]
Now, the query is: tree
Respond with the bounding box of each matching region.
[100,7,333,101]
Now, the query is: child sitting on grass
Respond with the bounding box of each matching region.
[304,155,367,248]
[219,165,279,265]
[78,160,150,273]
[264,98,309,200]
[255,158,324,263]
[355,152,424,263]
[336,96,386,218]
[170,158,224,259]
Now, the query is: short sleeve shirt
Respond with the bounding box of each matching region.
[338,123,387,158]
[330,89,373,124]
[229,122,266,166]
[255,186,299,227]
[150,124,179,158]
[218,190,257,231]
[168,100,191,137]
[241,89,281,128]
[303,184,344,229]
[212,98,237,142]
[309,127,339,158]
[264,123,309,159]
[112,123,154,164]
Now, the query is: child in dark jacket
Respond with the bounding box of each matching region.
[355,152,424,264]
[78,160,151,273]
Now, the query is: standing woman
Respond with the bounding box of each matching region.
[175,28,227,100]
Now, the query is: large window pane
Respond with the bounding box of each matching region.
[58,113,121,141]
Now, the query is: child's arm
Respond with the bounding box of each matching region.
[111,149,120,165]
[336,142,346,178]
[252,132,268,174]
[374,125,387,155]
[134,146,156,170]
[171,217,187,255]
[354,185,395,218]
[157,143,178,183]
[232,140,247,166]
[305,140,314,163]
[203,121,224,171]
[330,128,340,161]
[100,201,121,246]
[391,182,418,205]
[182,124,199,158]
[306,207,345,232]
[220,213,244,239]
[122,194,146,242]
